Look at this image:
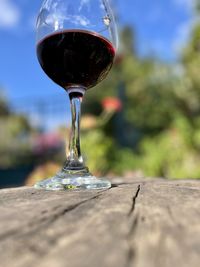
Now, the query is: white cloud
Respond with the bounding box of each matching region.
[71,15,90,26]
[0,0,21,28]
[79,0,91,12]
[46,13,90,28]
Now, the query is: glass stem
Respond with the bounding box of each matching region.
[64,89,86,170]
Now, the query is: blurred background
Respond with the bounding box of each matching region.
[1,0,200,188]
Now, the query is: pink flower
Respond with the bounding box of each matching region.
[101,97,122,112]
[33,132,62,154]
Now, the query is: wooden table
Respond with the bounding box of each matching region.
[0,179,200,267]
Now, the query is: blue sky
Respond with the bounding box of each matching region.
[0,0,195,103]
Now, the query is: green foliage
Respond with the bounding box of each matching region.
[124,63,178,131]
[137,115,200,178]
[82,129,114,175]
[82,17,200,179]
[0,92,33,168]
[82,129,138,176]
[110,148,138,176]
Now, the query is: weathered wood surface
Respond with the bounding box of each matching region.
[0,179,200,267]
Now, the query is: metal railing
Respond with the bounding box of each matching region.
[10,94,70,130]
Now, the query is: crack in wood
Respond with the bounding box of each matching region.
[112,182,143,188]
[125,217,139,267]
[128,184,141,216]
[111,184,119,188]
[125,184,141,267]
[126,246,136,267]
[129,214,139,236]
[0,189,109,242]
[0,189,112,267]
[41,192,105,223]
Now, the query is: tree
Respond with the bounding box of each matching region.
[0,90,33,168]
[0,90,10,116]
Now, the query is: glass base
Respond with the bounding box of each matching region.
[34,168,111,191]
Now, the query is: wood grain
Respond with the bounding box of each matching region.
[0,179,199,267]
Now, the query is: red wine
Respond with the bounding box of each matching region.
[37,30,115,90]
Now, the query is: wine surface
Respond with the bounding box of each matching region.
[37,30,115,90]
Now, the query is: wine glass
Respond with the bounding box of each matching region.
[34,0,118,190]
